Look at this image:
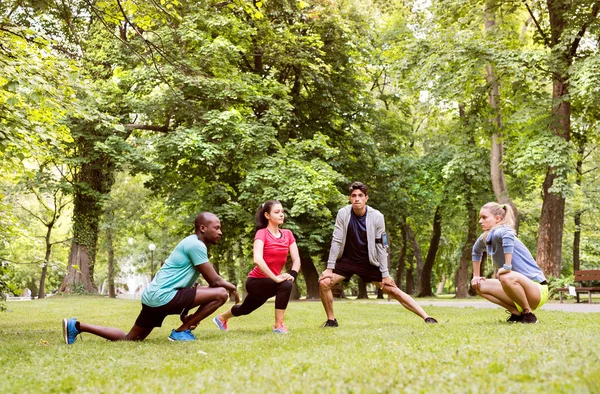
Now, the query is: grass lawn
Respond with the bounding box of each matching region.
[1,297,600,393]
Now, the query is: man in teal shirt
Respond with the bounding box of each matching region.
[62,212,238,342]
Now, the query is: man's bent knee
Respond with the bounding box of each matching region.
[215,287,229,304]
[320,279,333,291]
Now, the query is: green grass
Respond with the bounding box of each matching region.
[2,297,600,393]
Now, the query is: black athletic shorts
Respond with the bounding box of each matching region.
[134,287,196,328]
[333,257,383,283]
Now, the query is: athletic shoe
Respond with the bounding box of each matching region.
[322,319,338,328]
[424,317,438,324]
[212,315,228,332]
[62,318,80,344]
[168,329,196,341]
[521,311,538,324]
[273,324,289,334]
[506,313,523,323]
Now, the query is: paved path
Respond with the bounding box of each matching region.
[415,300,600,313]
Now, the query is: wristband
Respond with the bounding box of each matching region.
[502,264,512,271]
[290,270,298,280]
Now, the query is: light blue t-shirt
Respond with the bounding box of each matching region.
[141,235,208,307]
[472,225,546,283]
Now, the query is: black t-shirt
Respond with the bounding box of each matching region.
[341,209,369,264]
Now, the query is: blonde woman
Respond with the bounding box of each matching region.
[471,202,548,323]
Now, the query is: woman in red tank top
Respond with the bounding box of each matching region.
[212,200,301,333]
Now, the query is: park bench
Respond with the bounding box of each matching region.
[557,269,600,303]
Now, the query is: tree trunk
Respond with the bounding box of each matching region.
[225,248,238,301]
[418,205,442,297]
[38,224,53,299]
[357,278,368,299]
[536,57,570,278]
[535,0,600,277]
[59,185,101,293]
[59,127,115,294]
[395,218,407,290]
[573,137,585,272]
[485,8,505,202]
[573,211,581,272]
[537,170,565,277]
[406,238,415,295]
[299,246,320,299]
[456,104,478,298]
[435,275,446,295]
[485,5,519,228]
[406,262,414,295]
[107,226,116,298]
[406,225,422,293]
[290,278,301,300]
[457,199,478,298]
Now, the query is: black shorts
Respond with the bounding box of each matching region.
[134,287,196,329]
[333,257,383,283]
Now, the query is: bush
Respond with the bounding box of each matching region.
[547,275,573,299]
[0,264,9,312]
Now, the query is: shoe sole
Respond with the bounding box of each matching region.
[168,336,195,341]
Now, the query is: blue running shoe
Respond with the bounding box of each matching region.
[212,315,228,332]
[62,318,80,344]
[168,329,196,341]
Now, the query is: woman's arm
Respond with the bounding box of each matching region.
[288,242,301,280]
[471,260,485,290]
[498,253,513,275]
[473,260,481,277]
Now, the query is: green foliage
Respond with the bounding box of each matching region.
[3,0,600,294]
[0,24,75,160]
[547,275,574,300]
[240,134,345,253]
[0,262,9,311]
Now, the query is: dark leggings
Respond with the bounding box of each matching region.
[231,277,293,317]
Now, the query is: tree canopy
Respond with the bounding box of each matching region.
[2,0,600,302]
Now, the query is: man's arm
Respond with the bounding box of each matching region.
[196,263,238,298]
[376,213,390,278]
[326,209,346,269]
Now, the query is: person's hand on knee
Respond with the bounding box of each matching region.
[471,276,485,292]
[319,268,334,288]
[380,276,396,290]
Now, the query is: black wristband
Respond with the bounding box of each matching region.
[290,270,298,280]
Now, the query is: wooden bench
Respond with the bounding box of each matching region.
[557,270,600,303]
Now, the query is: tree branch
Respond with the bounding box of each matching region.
[18,202,49,226]
[50,238,73,246]
[123,124,169,132]
[520,0,550,46]
[124,116,171,133]
[0,26,46,47]
[569,2,600,58]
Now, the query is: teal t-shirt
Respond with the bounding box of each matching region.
[141,234,208,307]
